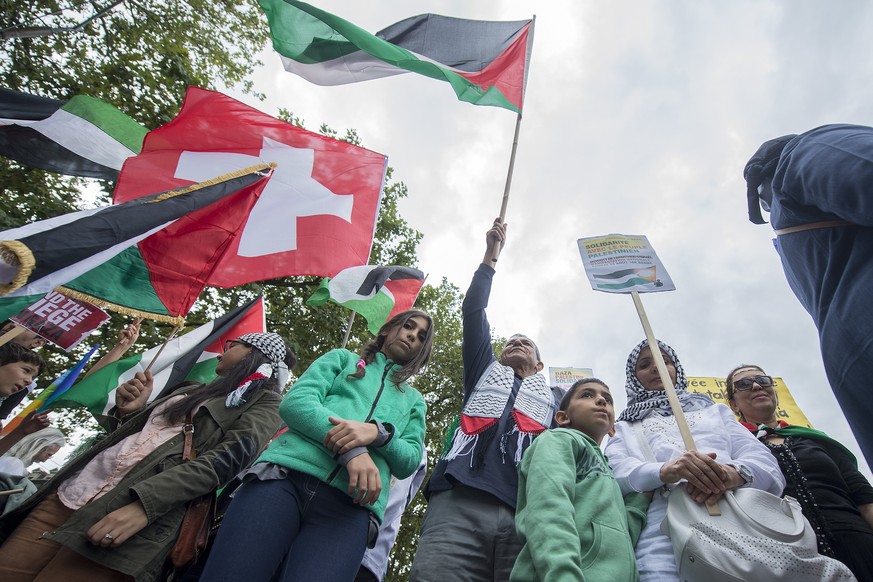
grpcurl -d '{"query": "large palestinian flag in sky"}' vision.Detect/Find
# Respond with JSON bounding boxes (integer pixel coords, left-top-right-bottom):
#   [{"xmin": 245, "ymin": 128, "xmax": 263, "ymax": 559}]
[
  {"xmin": 0, "ymin": 87, "xmax": 147, "ymax": 179},
  {"xmin": 258, "ymin": 0, "xmax": 534, "ymax": 113}
]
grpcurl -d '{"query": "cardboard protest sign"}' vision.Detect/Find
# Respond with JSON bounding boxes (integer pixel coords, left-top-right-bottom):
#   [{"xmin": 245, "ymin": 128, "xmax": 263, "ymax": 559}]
[
  {"xmin": 687, "ymin": 376, "xmax": 812, "ymax": 428},
  {"xmin": 577, "ymin": 234, "xmax": 675, "ymax": 293},
  {"xmin": 549, "ymin": 366, "xmax": 594, "ymax": 394},
  {"xmin": 10, "ymin": 289, "xmax": 110, "ymax": 350}
]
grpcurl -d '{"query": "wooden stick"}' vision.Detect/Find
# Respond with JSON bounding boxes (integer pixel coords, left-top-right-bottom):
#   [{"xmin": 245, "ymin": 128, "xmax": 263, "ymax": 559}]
[
  {"xmin": 0, "ymin": 325, "xmax": 26, "ymax": 347},
  {"xmin": 631, "ymin": 291, "xmax": 721, "ymax": 516},
  {"xmin": 489, "ymin": 111, "xmax": 525, "ymax": 261},
  {"xmin": 340, "ymin": 311, "xmax": 356, "ymax": 350},
  {"xmin": 0, "ymin": 488, "xmax": 24, "ymax": 497},
  {"xmin": 144, "ymin": 325, "xmax": 182, "ymax": 373}
]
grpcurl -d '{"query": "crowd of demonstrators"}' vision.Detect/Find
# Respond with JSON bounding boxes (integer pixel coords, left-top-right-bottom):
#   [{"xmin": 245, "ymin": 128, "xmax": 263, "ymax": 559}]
[
  {"xmin": 603, "ymin": 339, "xmax": 785, "ymax": 581},
  {"xmin": 411, "ymin": 219, "xmax": 561, "ymax": 582},
  {"xmin": 0, "ymin": 214, "xmax": 871, "ymax": 582},
  {"xmin": 0, "ymin": 332, "xmax": 293, "ymax": 582},
  {"xmin": 199, "ymin": 311, "xmax": 433, "ymax": 582},
  {"xmin": 727, "ymin": 365, "xmax": 873, "ymax": 580},
  {"xmin": 511, "ymin": 377, "xmax": 650, "ymax": 581}
]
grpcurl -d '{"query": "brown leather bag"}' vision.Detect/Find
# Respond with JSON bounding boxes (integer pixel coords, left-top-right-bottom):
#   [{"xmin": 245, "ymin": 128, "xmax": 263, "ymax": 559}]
[{"xmin": 167, "ymin": 413, "xmax": 216, "ymax": 572}]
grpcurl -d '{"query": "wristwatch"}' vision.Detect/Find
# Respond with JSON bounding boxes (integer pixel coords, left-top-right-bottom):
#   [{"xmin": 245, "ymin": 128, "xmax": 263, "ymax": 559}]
[{"xmin": 728, "ymin": 463, "xmax": 753, "ymax": 487}]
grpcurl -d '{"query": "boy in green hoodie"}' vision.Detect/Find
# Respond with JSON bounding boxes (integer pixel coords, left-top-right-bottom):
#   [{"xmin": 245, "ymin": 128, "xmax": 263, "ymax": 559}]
[{"xmin": 511, "ymin": 378, "xmax": 650, "ymax": 582}]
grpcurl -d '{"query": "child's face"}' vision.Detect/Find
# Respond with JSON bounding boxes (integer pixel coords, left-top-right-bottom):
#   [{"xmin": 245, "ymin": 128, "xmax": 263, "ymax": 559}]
[
  {"xmin": 380, "ymin": 316, "xmax": 430, "ymax": 364},
  {"xmin": 555, "ymin": 382, "xmax": 615, "ymax": 443},
  {"xmin": 0, "ymin": 361, "xmax": 40, "ymax": 397}
]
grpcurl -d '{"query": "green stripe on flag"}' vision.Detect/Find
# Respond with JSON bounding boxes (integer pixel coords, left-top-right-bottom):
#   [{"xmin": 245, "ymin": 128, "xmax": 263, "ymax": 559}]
[
  {"xmin": 61, "ymin": 246, "xmax": 173, "ymax": 320},
  {"xmin": 49, "ymin": 352, "xmax": 145, "ymax": 414},
  {"xmin": 184, "ymin": 357, "xmax": 220, "ymax": 385},
  {"xmin": 0, "ymin": 293, "xmax": 44, "ymax": 322},
  {"xmin": 61, "ymin": 95, "xmax": 147, "ymax": 154}
]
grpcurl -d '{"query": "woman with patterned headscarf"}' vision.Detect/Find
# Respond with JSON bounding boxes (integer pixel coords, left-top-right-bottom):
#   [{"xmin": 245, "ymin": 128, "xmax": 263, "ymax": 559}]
[
  {"xmin": 0, "ymin": 332, "xmax": 295, "ymax": 582},
  {"xmin": 603, "ymin": 339, "xmax": 784, "ymax": 581}
]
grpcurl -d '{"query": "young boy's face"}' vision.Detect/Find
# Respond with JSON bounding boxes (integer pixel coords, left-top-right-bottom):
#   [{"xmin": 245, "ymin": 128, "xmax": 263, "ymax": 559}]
[
  {"xmin": 0, "ymin": 361, "xmax": 40, "ymax": 397},
  {"xmin": 555, "ymin": 382, "xmax": 615, "ymax": 443}
]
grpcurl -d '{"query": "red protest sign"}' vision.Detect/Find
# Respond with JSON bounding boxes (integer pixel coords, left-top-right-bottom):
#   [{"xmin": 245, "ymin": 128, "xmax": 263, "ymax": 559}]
[{"xmin": 10, "ymin": 290, "xmax": 110, "ymax": 350}]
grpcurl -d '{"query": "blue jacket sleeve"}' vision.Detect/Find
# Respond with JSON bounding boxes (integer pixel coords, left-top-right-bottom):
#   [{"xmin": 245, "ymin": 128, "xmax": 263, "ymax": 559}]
[{"xmin": 461, "ymin": 264, "xmax": 498, "ymax": 401}]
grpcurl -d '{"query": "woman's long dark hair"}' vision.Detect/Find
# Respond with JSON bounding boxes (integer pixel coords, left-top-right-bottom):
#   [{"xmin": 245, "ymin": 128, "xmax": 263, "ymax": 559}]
[
  {"xmin": 160, "ymin": 344, "xmax": 291, "ymax": 425},
  {"xmin": 348, "ymin": 309, "xmax": 434, "ymax": 386}
]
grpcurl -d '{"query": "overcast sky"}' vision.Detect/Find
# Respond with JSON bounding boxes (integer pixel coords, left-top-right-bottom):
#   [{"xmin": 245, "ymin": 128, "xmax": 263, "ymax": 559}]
[{"xmin": 224, "ymin": 0, "xmax": 873, "ymax": 475}]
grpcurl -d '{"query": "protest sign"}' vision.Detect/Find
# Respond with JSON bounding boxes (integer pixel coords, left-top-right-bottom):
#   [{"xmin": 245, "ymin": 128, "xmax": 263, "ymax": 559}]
[
  {"xmin": 577, "ymin": 234, "xmax": 675, "ymax": 293},
  {"xmin": 10, "ymin": 289, "xmax": 109, "ymax": 350},
  {"xmin": 549, "ymin": 366, "xmax": 594, "ymax": 394}
]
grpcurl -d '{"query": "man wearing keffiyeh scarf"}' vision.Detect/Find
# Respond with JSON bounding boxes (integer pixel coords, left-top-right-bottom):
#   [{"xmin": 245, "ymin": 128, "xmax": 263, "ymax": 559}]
[
  {"xmin": 411, "ymin": 219, "xmax": 561, "ymax": 582},
  {"xmin": 743, "ymin": 123, "xmax": 873, "ymax": 469}
]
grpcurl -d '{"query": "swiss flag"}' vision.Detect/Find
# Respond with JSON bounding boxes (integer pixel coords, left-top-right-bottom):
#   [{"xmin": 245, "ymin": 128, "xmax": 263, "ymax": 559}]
[{"xmin": 114, "ymin": 87, "xmax": 387, "ymax": 286}]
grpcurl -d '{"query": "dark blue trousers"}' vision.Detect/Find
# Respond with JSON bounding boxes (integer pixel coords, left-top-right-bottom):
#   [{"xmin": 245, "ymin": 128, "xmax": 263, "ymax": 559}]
[{"xmin": 199, "ymin": 470, "xmax": 370, "ymax": 582}]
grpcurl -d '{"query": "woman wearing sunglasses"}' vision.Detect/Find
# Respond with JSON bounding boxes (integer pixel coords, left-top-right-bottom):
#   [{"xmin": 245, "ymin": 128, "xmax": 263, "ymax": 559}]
[{"xmin": 727, "ymin": 365, "xmax": 873, "ymax": 581}]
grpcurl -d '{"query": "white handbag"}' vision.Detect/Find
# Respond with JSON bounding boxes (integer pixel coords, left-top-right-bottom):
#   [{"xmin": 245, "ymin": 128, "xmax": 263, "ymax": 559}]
[
  {"xmin": 661, "ymin": 485, "xmax": 856, "ymax": 582},
  {"xmin": 631, "ymin": 421, "xmax": 856, "ymax": 582}
]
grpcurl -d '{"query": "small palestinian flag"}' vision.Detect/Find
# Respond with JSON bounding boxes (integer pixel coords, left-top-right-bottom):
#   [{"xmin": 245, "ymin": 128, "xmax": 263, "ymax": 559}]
[
  {"xmin": 49, "ymin": 296, "xmax": 266, "ymax": 415},
  {"xmin": 593, "ymin": 267, "xmax": 664, "ymax": 290},
  {"xmin": 258, "ymin": 0, "xmax": 534, "ymax": 113},
  {"xmin": 0, "ymin": 87, "xmax": 147, "ymax": 179},
  {"xmin": 307, "ymin": 265, "xmax": 425, "ymax": 334}
]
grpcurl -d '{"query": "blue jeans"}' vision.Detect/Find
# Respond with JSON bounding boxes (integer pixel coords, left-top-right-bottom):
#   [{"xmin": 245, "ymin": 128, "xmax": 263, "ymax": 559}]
[{"xmin": 199, "ymin": 469, "xmax": 370, "ymax": 582}]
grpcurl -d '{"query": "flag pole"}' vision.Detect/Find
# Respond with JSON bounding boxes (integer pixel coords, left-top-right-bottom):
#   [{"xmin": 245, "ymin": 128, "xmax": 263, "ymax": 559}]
[
  {"xmin": 0, "ymin": 324, "xmax": 25, "ymax": 347},
  {"xmin": 340, "ymin": 311, "xmax": 356, "ymax": 350},
  {"xmin": 630, "ymin": 290, "xmax": 720, "ymax": 516},
  {"xmin": 144, "ymin": 324, "xmax": 183, "ymax": 373},
  {"xmin": 498, "ymin": 111, "xmax": 523, "ymax": 221}
]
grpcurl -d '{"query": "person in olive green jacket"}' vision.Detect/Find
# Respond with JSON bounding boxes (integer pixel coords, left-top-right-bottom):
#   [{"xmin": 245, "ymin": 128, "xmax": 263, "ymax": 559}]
[
  {"xmin": 511, "ymin": 378, "xmax": 651, "ymax": 582},
  {"xmin": 0, "ymin": 332, "xmax": 293, "ymax": 582}
]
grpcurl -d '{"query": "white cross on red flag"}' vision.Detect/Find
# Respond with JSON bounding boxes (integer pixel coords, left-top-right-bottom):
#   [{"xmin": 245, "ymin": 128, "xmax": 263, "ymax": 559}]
[{"xmin": 113, "ymin": 87, "xmax": 387, "ymax": 286}]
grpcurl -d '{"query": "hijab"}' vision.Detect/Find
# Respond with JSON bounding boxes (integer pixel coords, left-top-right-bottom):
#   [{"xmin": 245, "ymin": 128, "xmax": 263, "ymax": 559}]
[{"xmin": 617, "ymin": 339, "xmax": 714, "ymax": 422}]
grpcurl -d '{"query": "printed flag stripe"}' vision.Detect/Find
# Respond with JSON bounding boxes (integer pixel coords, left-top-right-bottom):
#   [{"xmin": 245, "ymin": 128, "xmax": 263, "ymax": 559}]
[{"xmin": 0, "ymin": 88, "xmax": 147, "ymax": 179}]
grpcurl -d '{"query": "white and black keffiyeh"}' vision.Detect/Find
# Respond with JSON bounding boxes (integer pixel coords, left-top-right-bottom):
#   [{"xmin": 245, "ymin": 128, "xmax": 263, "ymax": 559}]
[
  {"xmin": 617, "ymin": 339, "xmax": 713, "ymax": 423},
  {"xmin": 238, "ymin": 332, "xmax": 290, "ymax": 387}
]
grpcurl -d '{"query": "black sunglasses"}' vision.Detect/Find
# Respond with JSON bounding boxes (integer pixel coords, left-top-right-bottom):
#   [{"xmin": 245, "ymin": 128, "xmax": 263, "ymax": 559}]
[{"xmin": 732, "ymin": 375, "xmax": 774, "ymax": 391}]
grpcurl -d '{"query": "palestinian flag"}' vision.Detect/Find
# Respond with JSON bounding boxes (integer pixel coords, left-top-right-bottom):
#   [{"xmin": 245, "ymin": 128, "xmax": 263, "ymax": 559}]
[
  {"xmin": 113, "ymin": 87, "xmax": 387, "ymax": 284},
  {"xmin": 307, "ymin": 265, "xmax": 425, "ymax": 334},
  {"xmin": 0, "ymin": 163, "xmax": 273, "ymax": 324},
  {"xmin": 593, "ymin": 267, "xmax": 664, "ymax": 290},
  {"xmin": 0, "ymin": 87, "xmax": 147, "ymax": 179},
  {"xmin": 258, "ymin": 0, "xmax": 534, "ymax": 113},
  {"xmin": 49, "ymin": 296, "xmax": 266, "ymax": 415}
]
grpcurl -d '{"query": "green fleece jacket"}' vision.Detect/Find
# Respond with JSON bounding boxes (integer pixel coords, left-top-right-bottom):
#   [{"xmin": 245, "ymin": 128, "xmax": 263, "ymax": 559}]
[
  {"xmin": 511, "ymin": 428, "xmax": 649, "ymax": 582},
  {"xmin": 257, "ymin": 349, "xmax": 426, "ymax": 522}
]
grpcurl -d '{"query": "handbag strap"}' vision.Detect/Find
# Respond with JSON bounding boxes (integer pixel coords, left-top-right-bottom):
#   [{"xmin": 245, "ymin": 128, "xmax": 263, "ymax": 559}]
[{"xmin": 181, "ymin": 411, "xmax": 196, "ymax": 462}]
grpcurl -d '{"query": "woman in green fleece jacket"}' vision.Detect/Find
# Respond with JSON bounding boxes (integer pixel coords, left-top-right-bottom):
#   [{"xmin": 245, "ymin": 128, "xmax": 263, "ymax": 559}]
[
  {"xmin": 512, "ymin": 378, "xmax": 651, "ymax": 582},
  {"xmin": 200, "ymin": 309, "xmax": 434, "ymax": 582}
]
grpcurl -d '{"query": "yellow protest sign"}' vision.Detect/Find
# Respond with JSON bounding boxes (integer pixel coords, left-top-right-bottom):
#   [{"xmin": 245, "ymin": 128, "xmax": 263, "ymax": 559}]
[
  {"xmin": 687, "ymin": 376, "xmax": 812, "ymax": 428},
  {"xmin": 548, "ymin": 367, "xmax": 594, "ymax": 393}
]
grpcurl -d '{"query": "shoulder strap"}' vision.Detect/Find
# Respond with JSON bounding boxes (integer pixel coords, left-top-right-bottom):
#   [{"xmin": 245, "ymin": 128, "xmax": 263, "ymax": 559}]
[{"xmin": 181, "ymin": 411, "xmax": 196, "ymax": 462}]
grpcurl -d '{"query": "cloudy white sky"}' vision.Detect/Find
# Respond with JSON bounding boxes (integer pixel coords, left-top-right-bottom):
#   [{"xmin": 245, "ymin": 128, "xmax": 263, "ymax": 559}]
[{"xmin": 223, "ymin": 0, "xmax": 873, "ymax": 475}]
